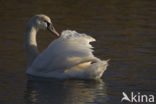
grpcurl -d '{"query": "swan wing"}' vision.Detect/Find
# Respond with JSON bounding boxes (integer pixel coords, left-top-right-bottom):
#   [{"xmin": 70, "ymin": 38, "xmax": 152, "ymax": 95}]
[{"xmin": 30, "ymin": 30, "xmax": 98, "ymax": 72}]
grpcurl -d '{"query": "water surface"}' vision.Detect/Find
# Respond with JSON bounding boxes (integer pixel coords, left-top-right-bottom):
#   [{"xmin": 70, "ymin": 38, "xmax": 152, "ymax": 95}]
[{"xmin": 0, "ymin": 0, "xmax": 156, "ymax": 104}]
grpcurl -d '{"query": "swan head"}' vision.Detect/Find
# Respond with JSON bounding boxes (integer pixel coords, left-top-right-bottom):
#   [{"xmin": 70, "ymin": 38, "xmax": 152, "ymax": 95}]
[{"xmin": 28, "ymin": 14, "xmax": 59, "ymax": 36}]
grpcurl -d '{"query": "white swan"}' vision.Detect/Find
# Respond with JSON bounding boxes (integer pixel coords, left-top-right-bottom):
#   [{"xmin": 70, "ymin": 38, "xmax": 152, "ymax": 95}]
[{"xmin": 25, "ymin": 14, "xmax": 109, "ymax": 79}]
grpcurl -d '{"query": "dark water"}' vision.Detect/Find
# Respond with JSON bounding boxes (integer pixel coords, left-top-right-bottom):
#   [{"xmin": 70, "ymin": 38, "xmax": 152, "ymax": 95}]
[{"xmin": 0, "ymin": 0, "xmax": 156, "ymax": 104}]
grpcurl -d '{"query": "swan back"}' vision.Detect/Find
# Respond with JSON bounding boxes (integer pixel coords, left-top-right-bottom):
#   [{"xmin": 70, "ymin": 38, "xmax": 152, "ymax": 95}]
[
  {"xmin": 27, "ymin": 30, "xmax": 109, "ymax": 79},
  {"xmin": 30, "ymin": 30, "xmax": 97, "ymax": 70}
]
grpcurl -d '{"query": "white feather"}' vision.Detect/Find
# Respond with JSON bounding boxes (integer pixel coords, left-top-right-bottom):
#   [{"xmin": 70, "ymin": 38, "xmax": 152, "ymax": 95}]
[{"xmin": 27, "ymin": 30, "xmax": 109, "ymax": 79}]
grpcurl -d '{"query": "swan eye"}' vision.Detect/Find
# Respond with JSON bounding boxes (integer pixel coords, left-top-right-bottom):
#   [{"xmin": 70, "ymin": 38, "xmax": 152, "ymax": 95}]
[{"xmin": 43, "ymin": 20, "xmax": 51, "ymax": 26}]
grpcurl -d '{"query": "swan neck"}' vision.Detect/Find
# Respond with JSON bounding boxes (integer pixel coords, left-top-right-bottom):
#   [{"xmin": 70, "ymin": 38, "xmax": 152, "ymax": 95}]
[{"xmin": 25, "ymin": 26, "xmax": 39, "ymax": 67}]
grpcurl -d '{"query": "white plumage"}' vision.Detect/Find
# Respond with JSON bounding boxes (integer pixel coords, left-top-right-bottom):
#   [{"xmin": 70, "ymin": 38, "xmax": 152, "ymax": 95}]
[{"xmin": 25, "ymin": 15, "xmax": 109, "ymax": 79}]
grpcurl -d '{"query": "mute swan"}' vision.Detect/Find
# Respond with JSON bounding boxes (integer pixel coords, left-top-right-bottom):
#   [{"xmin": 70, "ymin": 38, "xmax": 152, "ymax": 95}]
[{"xmin": 25, "ymin": 14, "xmax": 109, "ymax": 79}]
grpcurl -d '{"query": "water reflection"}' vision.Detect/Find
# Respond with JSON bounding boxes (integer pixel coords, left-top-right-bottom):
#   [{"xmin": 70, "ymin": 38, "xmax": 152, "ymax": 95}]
[
  {"xmin": 0, "ymin": 0, "xmax": 156, "ymax": 103},
  {"xmin": 24, "ymin": 77, "xmax": 107, "ymax": 104}
]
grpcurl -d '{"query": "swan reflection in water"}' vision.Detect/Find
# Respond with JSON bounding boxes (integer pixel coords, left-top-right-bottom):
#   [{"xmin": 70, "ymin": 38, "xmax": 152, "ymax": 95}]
[{"xmin": 24, "ymin": 76, "xmax": 108, "ymax": 104}]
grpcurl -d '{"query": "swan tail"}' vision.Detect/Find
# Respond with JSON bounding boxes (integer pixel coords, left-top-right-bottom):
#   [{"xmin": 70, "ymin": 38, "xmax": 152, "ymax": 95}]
[
  {"xmin": 93, "ymin": 60, "xmax": 109, "ymax": 79},
  {"xmin": 64, "ymin": 59, "xmax": 109, "ymax": 79}
]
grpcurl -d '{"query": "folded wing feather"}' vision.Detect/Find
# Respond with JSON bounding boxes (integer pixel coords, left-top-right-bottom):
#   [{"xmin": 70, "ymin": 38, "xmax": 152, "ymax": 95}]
[{"xmin": 30, "ymin": 30, "xmax": 99, "ymax": 72}]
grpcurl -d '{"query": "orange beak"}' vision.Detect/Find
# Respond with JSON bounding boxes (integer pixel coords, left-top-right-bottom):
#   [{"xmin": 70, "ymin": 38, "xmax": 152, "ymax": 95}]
[{"xmin": 47, "ymin": 23, "xmax": 59, "ymax": 37}]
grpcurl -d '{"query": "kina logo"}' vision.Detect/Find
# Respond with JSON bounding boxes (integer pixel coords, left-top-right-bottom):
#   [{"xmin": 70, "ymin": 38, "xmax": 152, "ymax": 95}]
[{"xmin": 121, "ymin": 92, "xmax": 155, "ymax": 103}]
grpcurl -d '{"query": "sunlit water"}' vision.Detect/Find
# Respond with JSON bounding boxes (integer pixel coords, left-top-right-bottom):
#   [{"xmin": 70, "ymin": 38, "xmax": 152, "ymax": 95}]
[{"xmin": 0, "ymin": 0, "xmax": 156, "ymax": 104}]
